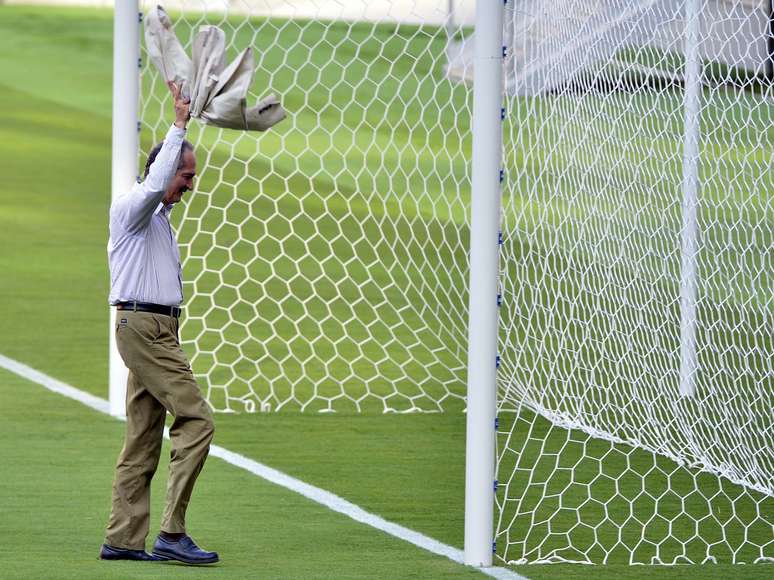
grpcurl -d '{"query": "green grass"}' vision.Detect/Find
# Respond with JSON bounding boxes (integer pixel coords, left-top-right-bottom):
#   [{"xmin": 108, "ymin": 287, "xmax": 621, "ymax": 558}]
[{"xmin": 0, "ymin": 4, "xmax": 772, "ymax": 578}]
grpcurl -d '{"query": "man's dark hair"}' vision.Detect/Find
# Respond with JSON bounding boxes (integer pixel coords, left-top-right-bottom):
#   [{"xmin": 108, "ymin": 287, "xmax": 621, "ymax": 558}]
[{"xmin": 143, "ymin": 140, "xmax": 194, "ymax": 179}]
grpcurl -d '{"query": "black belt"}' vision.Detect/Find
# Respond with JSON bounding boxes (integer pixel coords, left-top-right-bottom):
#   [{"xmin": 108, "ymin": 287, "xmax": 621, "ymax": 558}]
[{"xmin": 115, "ymin": 301, "xmax": 181, "ymax": 318}]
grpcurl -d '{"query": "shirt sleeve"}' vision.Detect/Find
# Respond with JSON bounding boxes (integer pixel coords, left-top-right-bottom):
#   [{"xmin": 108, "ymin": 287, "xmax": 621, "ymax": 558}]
[{"xmin": 113, "ymin": 124, "xmax": 186, "ymax": 233}]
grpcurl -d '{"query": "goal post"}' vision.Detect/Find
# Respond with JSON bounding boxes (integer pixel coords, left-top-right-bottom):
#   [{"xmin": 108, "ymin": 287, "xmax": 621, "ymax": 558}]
[
  {"xmin": 679, "ymin": 0, "xmax": 701, "ymax": 398},
  {"xmin": 463, "ymin": 0, "xmax": 504, "ymax": 567},
  {"xmin": 109, "ymin": 0, "xmax": 139, "ymax": 418}
]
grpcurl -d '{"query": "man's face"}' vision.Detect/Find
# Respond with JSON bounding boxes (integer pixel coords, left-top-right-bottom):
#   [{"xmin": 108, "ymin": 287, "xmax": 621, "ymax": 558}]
[{"xmin": 163, "ymin": 149, "xmax": 196, "ymax": 206}]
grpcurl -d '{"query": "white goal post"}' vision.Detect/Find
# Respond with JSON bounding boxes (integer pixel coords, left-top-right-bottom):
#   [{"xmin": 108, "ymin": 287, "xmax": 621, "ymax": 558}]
[
  {"xmin": 109, "ymin": 0, "xmax": 139, "ymax": 417},
  {"xmin": 110, "ymin": 0, "xmax": 773, "ymax": 568}
]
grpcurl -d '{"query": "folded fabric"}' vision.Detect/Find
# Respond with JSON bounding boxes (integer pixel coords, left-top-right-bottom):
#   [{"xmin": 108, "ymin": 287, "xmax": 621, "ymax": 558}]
[{"xmin": 144, "ymin": 5, "xmax": 286, "ymax": 132}]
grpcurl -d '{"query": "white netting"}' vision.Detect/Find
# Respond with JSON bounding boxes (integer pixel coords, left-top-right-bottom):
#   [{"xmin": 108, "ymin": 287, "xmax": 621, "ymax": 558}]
[
  {"xmin": 495, "ymin": 0, "xmax": 773, "ymax": 565},
  {"xmin": 139, "ymin": 1, "xmax": 474, "ymax": 413},
  {"xmin": 138, "ymin": 0, "xmax": 774, "ymax": 566}
]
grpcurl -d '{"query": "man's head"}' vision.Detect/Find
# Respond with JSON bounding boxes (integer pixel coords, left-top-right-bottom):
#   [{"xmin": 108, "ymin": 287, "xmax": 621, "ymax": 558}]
[{"xmin": 143, "ymin": 140, "xmax": 196, "ymax": 206}]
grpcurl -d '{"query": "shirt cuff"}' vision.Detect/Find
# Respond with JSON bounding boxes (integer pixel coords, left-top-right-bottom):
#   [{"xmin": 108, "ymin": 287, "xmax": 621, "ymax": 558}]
[{"xmin": 167, "ymin": 123, "xmax": 186, "ymax": 139}]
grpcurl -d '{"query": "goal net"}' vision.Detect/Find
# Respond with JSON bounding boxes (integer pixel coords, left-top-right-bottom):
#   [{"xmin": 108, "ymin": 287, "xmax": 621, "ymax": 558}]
[
  {"xmin": 137, "ymin": 0, "xmax": 773, "ymax": 566},
  {"xmin": 495, "ymin": 0, "xmax": 773, "ymax": 565},
  {"xmin": 139, "ymin": 0, "xmax": 474, "ymax": 413}
]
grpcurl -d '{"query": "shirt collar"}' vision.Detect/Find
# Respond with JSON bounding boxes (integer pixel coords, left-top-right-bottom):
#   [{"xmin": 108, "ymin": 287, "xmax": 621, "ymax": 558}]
[{"xmin": 154, "ymin": 202, "xmax": 174, "ymax": 216}]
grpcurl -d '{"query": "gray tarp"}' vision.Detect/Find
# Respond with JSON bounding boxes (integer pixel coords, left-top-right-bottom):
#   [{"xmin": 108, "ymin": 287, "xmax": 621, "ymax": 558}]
[{"xmin": 144, "ymin": 5, "xmax": 286, "ymax": 131}]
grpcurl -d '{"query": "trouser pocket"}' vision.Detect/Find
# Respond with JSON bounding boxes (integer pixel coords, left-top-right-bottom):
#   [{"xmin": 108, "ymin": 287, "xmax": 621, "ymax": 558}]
[{"xmin": 115, "ymin": 312, "xmax": 164, "ymax": 369}]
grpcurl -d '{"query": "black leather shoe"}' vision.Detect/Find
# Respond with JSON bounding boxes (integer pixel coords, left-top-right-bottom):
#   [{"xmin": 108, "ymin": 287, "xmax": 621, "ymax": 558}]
[
  {"xmin": 99, "ymin": 543, "xmax": 159, "ymax": 561},
  {"xmin": 152, "ymin": 535, "xmax": 219, "ymax": 565}
]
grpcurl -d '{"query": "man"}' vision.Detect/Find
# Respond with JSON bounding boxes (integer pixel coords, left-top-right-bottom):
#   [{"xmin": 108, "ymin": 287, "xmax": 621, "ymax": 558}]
[{"xmin": 99, "ymin": 82, "xmax": 218, "ymax": 565}]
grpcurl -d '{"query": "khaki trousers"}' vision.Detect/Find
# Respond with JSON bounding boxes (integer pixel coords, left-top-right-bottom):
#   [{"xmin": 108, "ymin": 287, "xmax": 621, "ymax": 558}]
[{"xmin": 105, "ymin": 310, "xmax": 214, "ymax": 550}]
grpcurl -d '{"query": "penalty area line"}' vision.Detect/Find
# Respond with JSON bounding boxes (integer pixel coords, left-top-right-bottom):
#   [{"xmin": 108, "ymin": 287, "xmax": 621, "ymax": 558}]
[{"xmin": 0, "ymin": 353, "xmax": 525, "ymax": 580}]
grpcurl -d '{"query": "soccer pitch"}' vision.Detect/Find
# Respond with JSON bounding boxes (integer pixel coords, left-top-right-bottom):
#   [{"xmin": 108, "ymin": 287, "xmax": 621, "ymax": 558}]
[{"xmin": 0, "ymin": 4, "xmax": 771, "ymax": 579}]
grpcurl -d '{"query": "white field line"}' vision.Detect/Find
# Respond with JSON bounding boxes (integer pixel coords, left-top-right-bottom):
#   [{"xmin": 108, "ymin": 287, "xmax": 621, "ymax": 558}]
[{"xmin": 0, "ymin": 353, "xmax": 525, "ymax": 580}]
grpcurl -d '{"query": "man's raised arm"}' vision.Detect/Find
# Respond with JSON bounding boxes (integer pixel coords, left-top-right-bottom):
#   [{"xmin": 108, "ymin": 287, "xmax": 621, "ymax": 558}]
[{"xmin": 115, "ymin": 82, "xmax": 191, "ymax": 232}]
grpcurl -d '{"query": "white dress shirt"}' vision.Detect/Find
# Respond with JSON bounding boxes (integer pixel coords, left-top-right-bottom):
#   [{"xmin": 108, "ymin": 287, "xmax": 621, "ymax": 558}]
[{"xmin": 108, "ymin": 124, "xmax": 186, "ymax": 306}]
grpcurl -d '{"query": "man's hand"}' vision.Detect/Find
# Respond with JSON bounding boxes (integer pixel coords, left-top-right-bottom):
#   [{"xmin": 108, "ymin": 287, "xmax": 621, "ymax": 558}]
[{"xmin": 168, "ymin": 81, "xmax": 191, "ymax": 129}]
